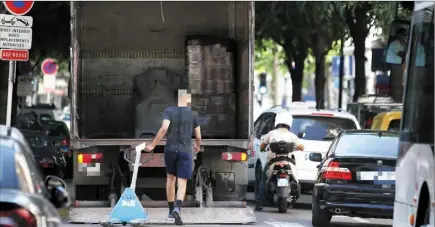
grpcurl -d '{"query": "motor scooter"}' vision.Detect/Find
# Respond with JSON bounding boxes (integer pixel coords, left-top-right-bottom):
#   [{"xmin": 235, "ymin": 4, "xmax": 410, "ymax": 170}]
[{"xmin": 264, "ymin": 141, "xmax": 300, "ymax": 213}]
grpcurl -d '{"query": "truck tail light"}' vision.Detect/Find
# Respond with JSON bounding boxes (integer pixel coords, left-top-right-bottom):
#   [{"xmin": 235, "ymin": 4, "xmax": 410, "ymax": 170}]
[
  {"xmin": 78, "ymin": 153, "xmax": 103, "ymax": 164},
  {"xmin": 323, "ymin": 161, "xmax": 352, "ymax": 180},
  {"xmin": 0, "ymin": 208, "xmax": 36, "ymax": 227},
  {"xmin": 222, "ymin": 152, "xmax": 247, "ymax": 162}
]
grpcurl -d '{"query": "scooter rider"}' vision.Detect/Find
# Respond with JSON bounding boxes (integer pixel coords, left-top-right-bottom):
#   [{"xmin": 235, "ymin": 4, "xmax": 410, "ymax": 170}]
[{"xmin": 255, "ymin": 111, "xmax": 304, "ymax": 211}]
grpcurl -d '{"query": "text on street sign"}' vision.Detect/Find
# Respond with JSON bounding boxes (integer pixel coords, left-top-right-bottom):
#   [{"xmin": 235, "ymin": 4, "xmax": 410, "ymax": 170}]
[
  {"xmin": 0, "ymin": 26, "xmax": 32, "ymax": 49},
  {"xmin": 0, "ymin": 49, "xmax": 29, "ymax": 61},
  {"xmin": 0, "ymin": 14, "xmax": 33, "ymax": 28}
]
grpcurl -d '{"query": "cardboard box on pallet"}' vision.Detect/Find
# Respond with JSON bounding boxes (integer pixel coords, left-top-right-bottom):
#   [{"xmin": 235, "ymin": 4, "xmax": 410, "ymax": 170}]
[{"xmin": 188, "ymin": 65, "xmax": 234, "ymax": 81}]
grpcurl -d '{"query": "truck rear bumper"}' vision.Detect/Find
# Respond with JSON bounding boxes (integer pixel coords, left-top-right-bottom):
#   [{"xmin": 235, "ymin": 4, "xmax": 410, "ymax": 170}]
[{"xmin": 69, "ymin": 207, "xmax": 256, "ymax": 224}]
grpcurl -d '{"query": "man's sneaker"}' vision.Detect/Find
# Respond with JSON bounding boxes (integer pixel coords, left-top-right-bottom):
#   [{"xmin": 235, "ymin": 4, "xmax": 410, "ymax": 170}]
[
  {"xmin": 171, "ymin": 207, "xmax": 183, "ymax": 225},
  {"xmin": 166, "ymin": 213, "xmax": 175, "ymax": 221}
]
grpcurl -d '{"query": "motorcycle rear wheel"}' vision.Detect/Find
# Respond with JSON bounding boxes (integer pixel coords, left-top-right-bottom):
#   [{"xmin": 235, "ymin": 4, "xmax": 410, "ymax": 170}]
[{"xmin": 278, "ymin": 197, "xmax": 288, "ymax": 213}]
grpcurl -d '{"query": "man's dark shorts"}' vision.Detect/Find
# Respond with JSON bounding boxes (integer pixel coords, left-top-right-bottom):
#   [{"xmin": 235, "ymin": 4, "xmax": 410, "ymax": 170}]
[{"xmin": 164, "ymin": 150, "xmax": 193, "ymax": 179}]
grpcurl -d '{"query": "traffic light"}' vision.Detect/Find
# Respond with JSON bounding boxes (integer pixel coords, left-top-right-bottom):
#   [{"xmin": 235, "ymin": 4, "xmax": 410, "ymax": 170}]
[{"xmin": 259, "ymin": 73, "xmax": 267, "ymax": 95}]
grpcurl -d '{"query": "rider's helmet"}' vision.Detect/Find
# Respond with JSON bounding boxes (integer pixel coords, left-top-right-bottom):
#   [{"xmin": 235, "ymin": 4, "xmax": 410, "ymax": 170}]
[{"xmin": 274, "ymin": 111, "xmax": 293, "ymax": 130}]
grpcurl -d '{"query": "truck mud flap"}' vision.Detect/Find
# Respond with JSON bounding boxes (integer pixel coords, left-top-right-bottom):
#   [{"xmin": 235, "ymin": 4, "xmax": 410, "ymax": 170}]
[{"xmin": 69, "ymin": 207, "xmax": 256, "ymax": 224}]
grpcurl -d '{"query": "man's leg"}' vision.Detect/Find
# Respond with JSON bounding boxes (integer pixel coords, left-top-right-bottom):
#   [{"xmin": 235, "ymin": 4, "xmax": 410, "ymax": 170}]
[
  {"xmin": 255, "ymin": 165, "xmax": 268, "ymax": 211},
  {"xmin": 164, "ymin": 151, "xmax": 178, "ymax": 221},
  {"xmin": 171, "ymin": 152, "xmax": 193, "ymax": 225}
]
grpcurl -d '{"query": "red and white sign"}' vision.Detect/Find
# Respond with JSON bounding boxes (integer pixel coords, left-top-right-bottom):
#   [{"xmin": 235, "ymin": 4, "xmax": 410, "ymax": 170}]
[
  {"xmin": 41, "ymin": 58, "xmax": 58, "ymax": 75},
  {"xmin": 2, "ymin": 1, "xmax": 34, "ymax": 16},
  {"xmin": 0, "ymin": 49, "xmax": 28, "ymax": 61}
]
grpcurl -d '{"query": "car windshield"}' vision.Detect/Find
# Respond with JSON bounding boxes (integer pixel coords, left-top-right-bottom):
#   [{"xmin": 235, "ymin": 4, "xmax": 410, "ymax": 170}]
[
  {"xmin": 290, "ymin": 116, "xmax": 357, "ymax": 141},
  {"xmin": 0, "ymin": 146, "xmax": 19, "ymax": 189},
  {"xmin": 23, "ymin": 134, "xmax": 47, "ymax": 148},
  {"xmin": 335, "ymin": 134, "xmax": 399, "ymax": 158}
]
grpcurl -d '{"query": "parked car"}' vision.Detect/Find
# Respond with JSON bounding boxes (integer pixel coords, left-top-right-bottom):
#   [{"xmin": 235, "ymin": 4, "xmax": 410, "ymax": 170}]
[
  {"xmin": 370, "ymin": 111, "xmax": 401, "ymax": 132},
  {"xmin": 42, "ymin": 120, "xmax": 72, "ymax": 178},
  {"xmin": 311, "ymin": 130, "xmax": 399, "ymax": 226},
  {"xmin": 21, "ymin": 129, "xmax": 67, "ymax": 178},
  {"xmin": 0, "ymin": 125, "xmax": 70, "ymax": 227},
  {"xmin": 248, "ymin": 106, "xmax": 360, "ymax": 193}
]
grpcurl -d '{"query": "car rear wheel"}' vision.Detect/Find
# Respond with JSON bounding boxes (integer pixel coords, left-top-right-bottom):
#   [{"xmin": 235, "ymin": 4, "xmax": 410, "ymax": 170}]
[{"xmin": 311, "ymin": 197, "xmax": 332, "ymax": 226}]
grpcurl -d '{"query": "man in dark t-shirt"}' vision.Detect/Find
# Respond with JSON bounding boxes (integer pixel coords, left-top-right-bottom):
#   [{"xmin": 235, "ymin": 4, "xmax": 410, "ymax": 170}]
[{"xmin": 143, "ymin": 89, "xmax": 201, "ymax": 225}]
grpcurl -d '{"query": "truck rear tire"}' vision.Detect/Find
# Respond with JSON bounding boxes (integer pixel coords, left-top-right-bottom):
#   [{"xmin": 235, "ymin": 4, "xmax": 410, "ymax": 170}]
[{"xmin": 278, "ymin": 197, "xmax": 288, "ymax": 213}]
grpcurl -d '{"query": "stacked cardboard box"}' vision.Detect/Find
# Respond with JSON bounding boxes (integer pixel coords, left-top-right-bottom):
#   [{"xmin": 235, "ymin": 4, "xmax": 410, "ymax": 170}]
[{"xmin": 186, "ymin": 36, "xmax": 237, "ymax": 138}]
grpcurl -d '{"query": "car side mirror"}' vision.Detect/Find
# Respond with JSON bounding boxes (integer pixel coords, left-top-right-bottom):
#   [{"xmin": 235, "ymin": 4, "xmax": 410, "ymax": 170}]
[
  {"xmin": 45, "ymin": 175, "xmax": 70, "ymax": 208},
  {"xmin": 297, "ymin": 132, "xmax": 305, "ymax": 138},
  {"xmin": 309, "ymin": 153, "xmax": 322, "ymax": 162},
  {"xmin": 384, "ymin": 19, "xmax": 411, "ymax": 65}
]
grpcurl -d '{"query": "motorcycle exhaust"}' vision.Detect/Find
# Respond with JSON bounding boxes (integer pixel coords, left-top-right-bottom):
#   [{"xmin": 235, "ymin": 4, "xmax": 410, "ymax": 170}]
[{"xmin": 335, "ymin": 208, "xmax": 341, "ymax": 214}]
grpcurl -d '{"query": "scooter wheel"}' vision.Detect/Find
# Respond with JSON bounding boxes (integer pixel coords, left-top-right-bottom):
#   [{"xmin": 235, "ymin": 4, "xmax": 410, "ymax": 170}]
[{"xmin": 278, "ymin": 197, "xmax": 288, "ymax": 213}]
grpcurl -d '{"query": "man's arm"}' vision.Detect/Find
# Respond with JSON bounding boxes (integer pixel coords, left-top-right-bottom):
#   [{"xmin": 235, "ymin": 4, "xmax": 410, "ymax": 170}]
[
  {"xmin": 150, "ymin": 119, "xmax": 170, "ymax": 148},
  {"xmin": 294, "ymin": 136, "xmax": 305, "ymax": 151},
  {"xmin": 148, "ymin": 108, "xmax": 171, "ymax": 149},
  {"xmin": 260, "ymin": 132, "xmax": 270, "ymax": 151},
  {"xmin": 193, "ymin": 115, "xmax": 201, "ymax": 152}
]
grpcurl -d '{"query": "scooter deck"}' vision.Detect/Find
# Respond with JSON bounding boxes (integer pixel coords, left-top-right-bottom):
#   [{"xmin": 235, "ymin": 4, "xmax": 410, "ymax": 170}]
[{"xmin": 69, "ymin": 207, "xmax": 256, "ymax": 224}]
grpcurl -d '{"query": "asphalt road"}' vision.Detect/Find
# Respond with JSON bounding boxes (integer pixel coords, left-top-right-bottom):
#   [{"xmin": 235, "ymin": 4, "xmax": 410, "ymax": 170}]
[{"xmin": 62, "ymin": 182, "xmax": 392, "ymax": 227}]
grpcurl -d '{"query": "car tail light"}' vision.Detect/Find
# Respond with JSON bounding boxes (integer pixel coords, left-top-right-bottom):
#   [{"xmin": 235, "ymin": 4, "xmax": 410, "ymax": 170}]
[
  {"xmin": 61, "ymin": 139, "xmax": 70, "ymax": 146},
  {"xmin": 40, "ymin": 157, "xmax": 55, "ymax": 168},
  {"xmin": 0, "ymin": 208, "xmax": 36, "ymax": 227},
  {"xmin": 311, "ymin": 113, "xmax": 334, "ymax": 117},
  {"xmin": 78, "ymin": 153, "xmax": 103, "ymax": 164},
  {"xmin": 323, "ymin": 161, "xmax": 352, "ymax": 180},
  {"xmin": 222, "ymin": 152, "xmax": 247, "ymax": 162}
]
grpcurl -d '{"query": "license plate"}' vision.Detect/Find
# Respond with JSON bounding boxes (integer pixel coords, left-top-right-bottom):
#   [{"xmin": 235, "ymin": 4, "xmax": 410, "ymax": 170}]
[
  {"xmin": 357, "ymin": 171, "xmax": 396, "ymax": 184},
  {"xmin": 277, "ymin": 178, "xmax": 289, "ymax": 187}
]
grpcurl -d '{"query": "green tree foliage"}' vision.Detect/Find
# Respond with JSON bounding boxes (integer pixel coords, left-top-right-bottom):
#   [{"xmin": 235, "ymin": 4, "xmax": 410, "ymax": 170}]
[
  {"xmin": 254, "ymin": 39, "xmax": 287, "ymax": 74},
  {"xmin": 256, "ymin": 2, "xmax": 346, "ymax": 107},
  {"xmin": 256, "ymin": 2, "xmax": 309, "ymax": 102},
  {"xmin": 334, "ymin": 1, "xmax": 411, "ymax": 101}
]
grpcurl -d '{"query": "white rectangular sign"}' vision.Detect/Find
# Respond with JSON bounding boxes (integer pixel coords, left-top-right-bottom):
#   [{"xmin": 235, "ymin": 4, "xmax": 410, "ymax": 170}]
[
  {"xmin": 0, "ymin": 26, "xmax": 32, "ymax": 50},
  {"xmin": 0, "ymin": 14, "xmax": 33, "ymax": 28}
]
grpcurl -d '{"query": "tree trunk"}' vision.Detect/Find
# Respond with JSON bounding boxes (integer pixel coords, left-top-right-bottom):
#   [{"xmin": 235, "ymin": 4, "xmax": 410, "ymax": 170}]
[
  {"xmin": 288, "ymin": 57, "xmax": 305, "ymax": 102},
  {"xmin": 353, "ymin": 37, "xmax": 366, "ymax": 101},
  {"xmin": 314, "ymin": 56, "xmax": 326, "ymax": 109}
]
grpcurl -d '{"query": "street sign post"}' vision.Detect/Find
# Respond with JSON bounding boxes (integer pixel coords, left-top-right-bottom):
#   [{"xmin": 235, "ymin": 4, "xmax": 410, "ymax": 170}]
[
  {"xmin": 2, "ymin": 1, "xmax": 34, "ymax": 127},
  {"xmin": 41, "ymin": 58, "xmax": 58, "ymax": 75},
  {"xmin": 2, "ymin": 1, "xmax": 34, "ymax": 16}
]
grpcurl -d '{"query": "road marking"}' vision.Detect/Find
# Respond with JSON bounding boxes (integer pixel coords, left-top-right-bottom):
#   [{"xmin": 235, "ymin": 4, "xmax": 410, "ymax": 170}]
[
  {"xmin": 334, "ymin": 215, "xmax": 371, "ymax": 224},
  {"xmin": 264, "ymin": 221, "xmax": 307, "ymax": 227}
]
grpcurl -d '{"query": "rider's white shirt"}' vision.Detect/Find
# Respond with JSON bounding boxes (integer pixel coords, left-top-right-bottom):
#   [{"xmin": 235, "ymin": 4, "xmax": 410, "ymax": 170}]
[
  {"xmin": 263, "ymin": 129, "xmax": 300, "ymax": 163},
  {"xmin": 263, "ymin": 129, "xmax": 301, "ymax": 181}
]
